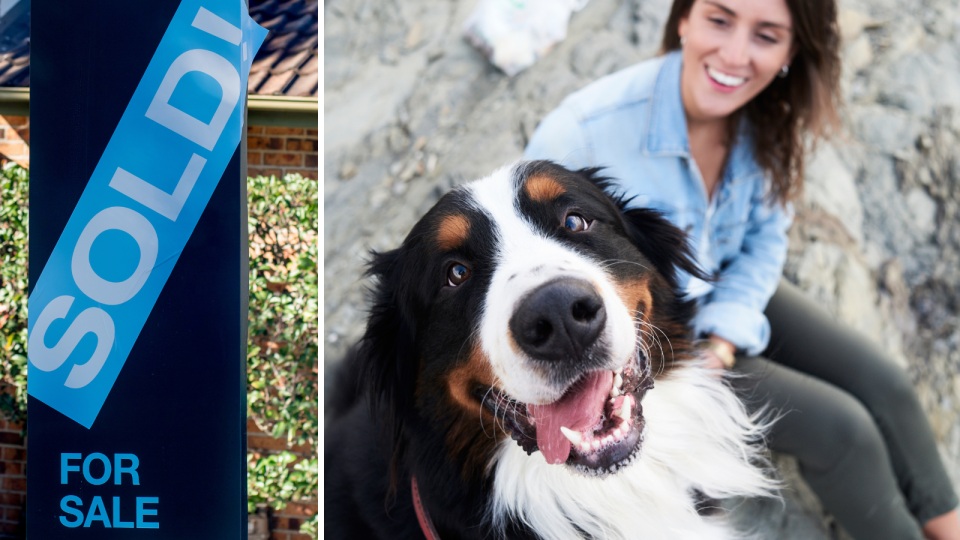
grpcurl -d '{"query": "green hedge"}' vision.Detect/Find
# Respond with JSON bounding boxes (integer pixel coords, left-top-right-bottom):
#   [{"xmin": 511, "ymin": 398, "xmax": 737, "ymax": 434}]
[
  {"xmin": 0, "ymin": 163, "xmax": 28, "ymax": 425},
  {"xmin": 0, "ymin": 164, "xmax": 318, "ymax": 536}
]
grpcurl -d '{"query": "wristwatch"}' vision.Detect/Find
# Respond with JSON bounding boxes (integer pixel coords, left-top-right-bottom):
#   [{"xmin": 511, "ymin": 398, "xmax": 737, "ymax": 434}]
[{"xmin": 696, "ymin": 340, "xmax": 737, "ymax": 369}]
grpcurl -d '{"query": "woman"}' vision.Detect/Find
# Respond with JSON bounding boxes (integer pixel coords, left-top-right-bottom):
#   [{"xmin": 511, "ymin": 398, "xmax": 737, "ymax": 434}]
[{"xmin": 523, "ymin": 0, "xmax": 960, "ymax": 538}]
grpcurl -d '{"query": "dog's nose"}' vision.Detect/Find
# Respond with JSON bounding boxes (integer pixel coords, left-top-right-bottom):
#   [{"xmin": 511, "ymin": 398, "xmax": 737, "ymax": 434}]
[{"xmin": 509, "ymin": 278, "xmax": 606, "ymax": 362}]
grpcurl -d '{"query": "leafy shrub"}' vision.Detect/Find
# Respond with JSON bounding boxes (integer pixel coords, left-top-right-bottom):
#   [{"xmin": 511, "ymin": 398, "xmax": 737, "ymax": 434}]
[
  {"xmin": 246, "ymin": 173, "xmax": 319, "ymax": 533},
  {"xmin": 0, "ymin": 163, "xmax": 28, "ymax": 426}
]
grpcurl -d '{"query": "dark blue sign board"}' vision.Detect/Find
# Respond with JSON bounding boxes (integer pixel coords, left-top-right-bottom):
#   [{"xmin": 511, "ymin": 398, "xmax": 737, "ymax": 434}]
[{"xmin": 27, "ymin": 0, "xmax": 264, "ymax": 536}]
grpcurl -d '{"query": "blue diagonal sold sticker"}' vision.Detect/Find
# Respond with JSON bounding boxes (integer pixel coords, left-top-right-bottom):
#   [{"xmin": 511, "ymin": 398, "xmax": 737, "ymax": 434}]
[{"xmin": 27, "ymin": 0, "xmax": 268, "ymax": 428}]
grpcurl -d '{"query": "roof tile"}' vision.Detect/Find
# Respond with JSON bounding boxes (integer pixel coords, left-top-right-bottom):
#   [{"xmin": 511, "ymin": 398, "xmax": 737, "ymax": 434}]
[
  {"xmin": 248, "ymin": 70, "xmax": 269, "ymax": 93},
  {"xmin": 261, "ymin": 31, "xmax": 298, "ymax": 52},
  {"xmin": 270, "ymin": 48, "xmax": 310, "ymax": 75},
  {"xmin": 249, "ymin": 0, "xmax": 279, "ymax": 16},
  {"xmin": 259, "ymin": 13, "xmax": 287, "ymax": 31},
  {"xmin": 285, "ymin": 72, "xmax": 318, "ymax": 97},
  {"xmin": 281, "ymin": 13, "xmax": 314, "ymax": 34},
  {"xmin": 251, "ymin": 49, "xmax": 283, "ymax": 73},
  {"xmin": 288, "ymin": 33, "xmax": 317, "ymax": 54},
  {"xmin": 296, "ymin": 53, "xmax": 317, "ymax": 75},
  {"xmin": 257, "ymin": 70, "xmax": 296, "ymax": 95}
]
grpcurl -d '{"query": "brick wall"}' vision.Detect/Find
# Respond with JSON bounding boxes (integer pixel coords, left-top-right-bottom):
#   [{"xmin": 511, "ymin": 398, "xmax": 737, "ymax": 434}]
[
  {"xmin": 247, "ymin": 419, "xmax": 317, "ymax": 539},
  {"xmin": 247, "ymin": 126, "xmax": 318, "ymax": 180},
  {"xmin": 0, "ymin": 115, "xmax": 28, "ymax": 168},
  {"xmin": 0, "ymin": 418, "xmax": 25, "ymax": 538}
]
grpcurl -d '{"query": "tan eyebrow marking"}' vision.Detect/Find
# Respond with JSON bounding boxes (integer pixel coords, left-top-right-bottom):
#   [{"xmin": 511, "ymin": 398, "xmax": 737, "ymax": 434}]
[
  {"xmin": 525, "ymin": 174, "xmax": 566, "ymax": 202},
  {"xmin": 436, "ymin": 214, "xmax": 471, "ymax": 251}
]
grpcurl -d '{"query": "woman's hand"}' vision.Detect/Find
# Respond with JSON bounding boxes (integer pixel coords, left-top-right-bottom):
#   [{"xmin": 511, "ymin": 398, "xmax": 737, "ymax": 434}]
[{"xmin": 698, "ymin": 335, "xmax": 737, "ymax": 373}]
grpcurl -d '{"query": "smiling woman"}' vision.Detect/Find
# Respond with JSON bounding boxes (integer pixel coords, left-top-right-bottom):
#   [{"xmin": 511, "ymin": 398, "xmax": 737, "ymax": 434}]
[{"xmin": 524, "ymin": 0, "xmax": 960, "ymax": 538}]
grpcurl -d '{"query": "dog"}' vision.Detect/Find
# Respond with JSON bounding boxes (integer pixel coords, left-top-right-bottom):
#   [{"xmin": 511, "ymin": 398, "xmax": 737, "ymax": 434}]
[{"xmin": 325, "ymin": 161, "xmax": 775, "ymax": 540}]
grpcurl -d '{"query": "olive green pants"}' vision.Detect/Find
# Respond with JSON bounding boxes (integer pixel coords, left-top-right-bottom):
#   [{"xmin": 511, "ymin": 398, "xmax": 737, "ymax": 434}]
[{"xmin": 731, "ymin": 279, "xmax": 958, "ymax": 540}]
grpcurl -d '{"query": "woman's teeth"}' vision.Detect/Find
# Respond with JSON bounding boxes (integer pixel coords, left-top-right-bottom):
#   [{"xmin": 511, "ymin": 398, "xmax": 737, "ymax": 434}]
[{"xmin": 707, "ymin": 66, "xmax": 745, "ymax": 87}]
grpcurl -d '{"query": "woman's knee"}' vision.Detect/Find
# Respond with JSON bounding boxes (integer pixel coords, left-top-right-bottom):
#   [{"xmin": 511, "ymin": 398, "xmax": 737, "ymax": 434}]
[
  {"xmin": 797, "ymin": 397, "xmax": 888, "ymax": 476},
  {"xmin": 858, "ymin": 359, "xmax": 921, "ymax": 416}
]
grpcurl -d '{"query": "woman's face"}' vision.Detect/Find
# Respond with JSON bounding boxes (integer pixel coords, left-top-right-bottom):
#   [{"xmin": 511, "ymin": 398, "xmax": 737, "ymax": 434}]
[{"xmin": 678, "ymin": 0, "xmax": 795, "ymax": 124}]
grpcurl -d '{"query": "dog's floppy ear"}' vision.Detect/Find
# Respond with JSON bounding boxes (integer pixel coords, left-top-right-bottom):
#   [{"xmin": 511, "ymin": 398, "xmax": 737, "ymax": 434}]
[
  {"xmin": 620, "ymin": 207, "xmax": 710, "ymax": 288},
  {"xmin": 358, "ymin": 247, "xmax": 419, "ymax": 497},
  {"xmin": 577, "ymin": 166, "xmax": 710, "ymax": 289}
]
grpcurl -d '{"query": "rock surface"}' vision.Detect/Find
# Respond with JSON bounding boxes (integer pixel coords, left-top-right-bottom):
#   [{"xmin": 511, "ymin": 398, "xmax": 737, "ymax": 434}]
[{"xmin": 324, "ymin": 0, "xmax": 960, "ymax": 536}]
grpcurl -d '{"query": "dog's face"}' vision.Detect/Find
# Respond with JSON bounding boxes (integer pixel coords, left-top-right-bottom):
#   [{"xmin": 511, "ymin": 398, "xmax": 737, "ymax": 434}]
[{"xmin": 361, "ymin": 161, "xmax": 702, "ymax": 481}]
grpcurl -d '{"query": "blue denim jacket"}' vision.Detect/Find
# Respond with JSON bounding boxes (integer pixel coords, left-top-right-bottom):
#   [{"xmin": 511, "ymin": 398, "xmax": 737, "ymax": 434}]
[{"xmin": 524, "ymin": 51, "xmax": 793, "ymax": 355}]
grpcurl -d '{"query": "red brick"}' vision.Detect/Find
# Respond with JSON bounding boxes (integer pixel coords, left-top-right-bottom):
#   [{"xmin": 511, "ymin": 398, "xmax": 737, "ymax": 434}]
[
  {"xmin": 5, "ymin": 422, "xmax": 21, "ymax": 432},
  {"xmin": 0, "ymin": 142, "xmax": 25, "ymax": 156},
  {"xmin": 285, "ymin": 138, "xmax": 303, "ymax": 151},
  {"xmin": 265, "ymin": 127, "xmax": 304, "ymax": 135},
  {"xmin": 0, "ymin": 521, "xmax": 17, "ymax": 534},
  {"xmin": 2, "ymin": 448, "xmax": 24, "ymax": 462},
  {"xmin": 5, "ymin": 128, "xmax": 27, "ymax": 142},
  {"xmin": 247, "ymin": 418, "xmax": 263, "ymax": 433},
  {"xmin": 247, "ymin": 136, "xmax": 283, "ymax": 150},
  {"xmin": 247, "ymin": 125, "xmax": 264, "ymax": 134},
  {"xmin": 288, "ymin": 534, "xmax": 312, "ymax": 540},
  {"xmin": 306, "ymin": 129, "xmax": 318, "ymax": 136},
  {"xmin": 0, "ymin": 116, "xmax": 27, "ymax": 128},
  {"xmin": 4, "ymin": 507, "xmax": 20, "ymax": 523},
  {"xmin": 284, "ymin": 169, "xmax": 317, "ymax": 180},
  {"xmin": 247, "ymin": 435, "xmax": 287, "ymax": 451},
  {"xmin": 272, "ymin": 516, "xmax": 290, "ymax": 530},
  {"xmin": 263, "ymin": 153, "xmax": 302, "ymax": 167},
  {"xmin": 247, "ymin": 152, "xmax": 262, "ymax": 165},
  {"xmin": 0, "ymin": 433, "xmax": 21, "ymax": 446},
  {"xmin": 3, "ymin": 463, "xmax": 21, "ymax": 476},
  {"xmin": 2, "ymin": 478, "xmax": 25, "ymax": 492},
  {"xmin": 0, "ymin": 494, "xmax": 20, "ymax": 506},
  {"xmin": 300, "ymin": 139, "xmax": 318, "ymax": 152},
  {"xmin": 289, "ymin": 442, "xmax": 312, "ymax": 454},
  {"xmin": 270, "ymin": 532, "xmax": 289, "ymax": 540},
  {"xmin": 304, "ymin": 154, "xmax": 318, "ymax": 168},
  {"xmin": 248, "ymin": 167, "xmax": 282, "ymax": 179},
  {"xmin": 282, "ymin": 502, "xmax": 318, "ymax": 517}
]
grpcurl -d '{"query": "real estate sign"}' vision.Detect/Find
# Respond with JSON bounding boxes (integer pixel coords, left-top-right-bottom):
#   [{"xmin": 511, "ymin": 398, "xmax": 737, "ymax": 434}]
[{"xmin": 27, "ymin": 0, "xmax": 264, "ymax": 536}]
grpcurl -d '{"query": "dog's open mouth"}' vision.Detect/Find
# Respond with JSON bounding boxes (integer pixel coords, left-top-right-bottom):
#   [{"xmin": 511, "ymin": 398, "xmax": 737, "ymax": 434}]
[{"xmin": 477, "ymin": 350, "xmax": 654, "ymax": 476}]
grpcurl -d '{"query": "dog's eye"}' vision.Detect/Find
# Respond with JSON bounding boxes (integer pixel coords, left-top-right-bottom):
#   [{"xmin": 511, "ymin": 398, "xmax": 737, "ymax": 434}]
[
  {"xmin": 564, "ymin": 214, "xmax": 590, "ymax": 232},
  {"xmin": 447, "ymin": 263, "xmax": 471, "ymax": 287}
]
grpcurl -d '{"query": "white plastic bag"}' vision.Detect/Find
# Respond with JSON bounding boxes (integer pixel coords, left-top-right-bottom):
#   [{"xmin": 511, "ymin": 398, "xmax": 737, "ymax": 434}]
[{"xmin": 463, "ymin": 0, "xmax": 589, "ymax": 76}]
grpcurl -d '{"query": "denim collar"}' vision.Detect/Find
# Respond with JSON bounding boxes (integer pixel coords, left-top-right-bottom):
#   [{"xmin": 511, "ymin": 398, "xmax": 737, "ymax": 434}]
[
  {"xmin": 643, "ymin": 50, "xmax": 761, "ymax": 183},
  {"xmin": 644, "ymin": 50, "xmax": 688, "ymax": 157}
]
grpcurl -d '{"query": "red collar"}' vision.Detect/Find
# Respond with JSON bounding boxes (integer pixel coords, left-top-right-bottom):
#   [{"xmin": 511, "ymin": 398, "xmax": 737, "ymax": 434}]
[{"xmin": 411, "ymin": 476, "xmax": 441, "ymax": 540}]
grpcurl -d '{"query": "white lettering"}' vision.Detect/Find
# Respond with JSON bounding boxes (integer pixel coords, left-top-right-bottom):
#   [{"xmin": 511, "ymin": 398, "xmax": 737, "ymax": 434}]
[
  {"xmin": 109, "ymin": 154, "xmax": 206, "ymax": 221},
  {"xmin": 71, "ymin": 207, "xmax": 158, "ymax": 306},
  {"xmin": 28, "ymin": 296, "xmax": 115, "ymax": 389},
  {"xmin": 144, "ymin": 48, "xmax": 240, "ymax": 150},
  {"xmin": 191, "ymin": 7, "xmax": 241, "ymax": 45}
]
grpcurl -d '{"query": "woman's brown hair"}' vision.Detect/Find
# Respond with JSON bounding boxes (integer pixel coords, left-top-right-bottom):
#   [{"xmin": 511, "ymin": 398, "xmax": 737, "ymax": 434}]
[{"xmin": 661, "ymin": 0, "xmax": 842, "ymax": 205}]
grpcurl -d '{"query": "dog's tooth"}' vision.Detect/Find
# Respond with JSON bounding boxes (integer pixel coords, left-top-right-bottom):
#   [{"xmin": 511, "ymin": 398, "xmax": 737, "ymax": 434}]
[
  {"xmin": 603, "ymin": 435, "xmax": 613, "ymax": 444},
  {"xmin": 592, "ymin": 440, "xmax": 601, "ymax": 450},
  {"xmin": 581, "ymin": 441, "xmax": 592, "ymax": 453},
  {"xmin": 560, "ymin": 426, "xmax": 583, "ymax": 446},
  {"xmin": 614, "ymin": 373, "xmax": 623, "ymax": 389},
  {"xmin": 614, "ymin": 366, "xmax": 623, "ymax": 376},
  {"xmin": 610, "ymin": 386, "xmax": 620, "ymax": 398},
  {"xmin": 618, "ymin": 399, "xmax": 632, "ymax": 421},
  {"xmin": 614, "ymin": 428, "xmax": 623, "ymax": 439}
]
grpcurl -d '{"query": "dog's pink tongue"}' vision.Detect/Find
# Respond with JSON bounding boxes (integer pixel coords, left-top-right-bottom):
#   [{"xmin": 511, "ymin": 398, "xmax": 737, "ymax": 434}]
[{"xmin": 531, "ymin": 371, "xmax": 613, "ymax": 465}]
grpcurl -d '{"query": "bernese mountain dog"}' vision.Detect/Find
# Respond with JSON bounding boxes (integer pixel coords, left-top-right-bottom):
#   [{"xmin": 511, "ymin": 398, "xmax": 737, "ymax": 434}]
[{"xmin": 326, "ymin": 161, "xmax": 775, "ymax": 540}]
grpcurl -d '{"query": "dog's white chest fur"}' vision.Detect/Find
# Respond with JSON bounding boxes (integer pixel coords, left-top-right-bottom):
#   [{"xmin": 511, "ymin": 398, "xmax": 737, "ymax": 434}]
[{"xmin": 490, "ymin": 365, "xmax": 775, "ymax": 540}]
